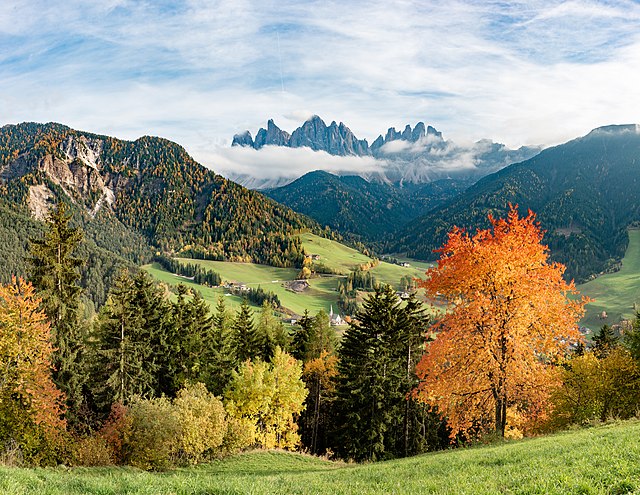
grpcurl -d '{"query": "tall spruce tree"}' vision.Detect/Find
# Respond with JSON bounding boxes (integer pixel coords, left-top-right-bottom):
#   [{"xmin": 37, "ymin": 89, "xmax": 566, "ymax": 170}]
[
  {"xmin": 92, "ymin": 271, "xmax": 171, "ymax": 408},
  {"xmin": 333, "ymin": 285, "xmax": 443, "ymax": 461},
  {"xmin": 163, "ymin": 285, "xmax": 214, "ymax": 396},
  {"xmin": 28, "ymin": 202, "xmax": 86, "ymax": 428},
  {"xmin": 204, "ymin": 296, "xmax": 236, "ymax": 395},
  {"xmin": 233, "ymin": 299, "xmax": 262, "ymax": 363}
]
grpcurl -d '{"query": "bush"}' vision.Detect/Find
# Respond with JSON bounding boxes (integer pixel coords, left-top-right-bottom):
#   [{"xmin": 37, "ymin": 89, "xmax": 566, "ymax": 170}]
[
  {"xmin": 220, "ymin": 415, "xmax": 255, "ymax": 456},
  {"xmin": 125, "ymin": 397, "xmax": 180, "ymax": 470},
  {"xmin": 99, "ymin": 402, "xmax": 132, "ymax": 465},
  {"xmin": 174, "ymin": 383, "xmax": 227, "ymax": 464},
  {"xmin": 73, "ymin": 435, "xmax": 113, "ymax": 466}
]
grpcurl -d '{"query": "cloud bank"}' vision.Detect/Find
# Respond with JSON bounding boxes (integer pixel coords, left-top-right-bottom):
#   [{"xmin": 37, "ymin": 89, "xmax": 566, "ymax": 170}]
[{"xmin": 2, "ymin": 0, "xmax": 640, "ymax": 174}]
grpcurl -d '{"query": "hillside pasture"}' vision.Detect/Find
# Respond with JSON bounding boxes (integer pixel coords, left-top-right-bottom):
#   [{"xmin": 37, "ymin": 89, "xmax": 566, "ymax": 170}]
[{"xmin": 578, "ymin": 229, "xmax": 640, "ymax": 331}]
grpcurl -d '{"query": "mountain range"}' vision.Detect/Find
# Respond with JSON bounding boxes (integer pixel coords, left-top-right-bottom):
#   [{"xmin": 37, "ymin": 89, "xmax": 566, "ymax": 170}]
[
  {"xmin": 2, "ymin": 120, "xmax": 639, "ymax": 297},
  {"xmin": 230, "ymin": 116, "xmax": 541, "ymax": 188}
]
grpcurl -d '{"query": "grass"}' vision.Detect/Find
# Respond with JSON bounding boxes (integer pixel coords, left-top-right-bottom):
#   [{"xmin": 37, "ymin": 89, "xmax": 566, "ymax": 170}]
[
  {"xmin": 145, "ymin": 233, "xmax": 432, "ymax": 317},
  {"xmin": 2, "ymin": 420, "xmax": 640, "ymax": 494},
  {"xmin": 578, "ymin": 229, "xmax": 640, "ymax": 331}
]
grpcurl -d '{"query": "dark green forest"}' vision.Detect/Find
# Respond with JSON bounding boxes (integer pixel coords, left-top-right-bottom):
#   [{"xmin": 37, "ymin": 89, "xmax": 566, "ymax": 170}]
[{"xmin": 389, "ymin": 126, "xmax": 640, "ymax": 282}]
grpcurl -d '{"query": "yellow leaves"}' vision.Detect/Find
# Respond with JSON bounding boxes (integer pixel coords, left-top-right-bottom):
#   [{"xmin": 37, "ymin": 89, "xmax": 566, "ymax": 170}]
[
  {"xmin": 416, "ymin": 206, "xmax": 588, "ymax": 439},
  {"xmin": 174, "ymin": 383, "xmax": 226, "ymax": 464},
  {"xmin": 224, "ymin": 347, "xmax": 308, "ymax": 450},
  {"xmin": 303, "ymin": 351, "xmax": 338, "ymax": 391}
]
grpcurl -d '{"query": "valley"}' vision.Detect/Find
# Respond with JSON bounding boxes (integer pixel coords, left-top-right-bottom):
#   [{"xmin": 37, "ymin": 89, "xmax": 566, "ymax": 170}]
[
  {"xmin": 145, "ymin": 233, "xmax": 432, "ymax": 317},
  {"xmin": 578, "ymin": 229, "xmax": 640, "ymax": 331}
]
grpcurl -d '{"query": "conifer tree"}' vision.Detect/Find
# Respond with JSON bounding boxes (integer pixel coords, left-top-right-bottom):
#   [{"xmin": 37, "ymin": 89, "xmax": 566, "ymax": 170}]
[
  {"xmin": 333, "ymin": 285, "xmax": 438, "ymax": 461},
  {"xmin": 92, "ymin": 271, "xmax": 170, "ymax": 407},
  {"xmin": 291, "ymin": 309, "xmax": 313, "ymax": 361},
  {"xmin": 164, "ymin": 285, "xmax": 214, "ymax": 395},
  {"xmin": 204, "ymin": 296, "xmax": 236, "ymax": 395},
  {"xmin": 233, "ymin": 299, "xmax": 261, "ymax": 363},
  {"xmin": 592, "ymin": 324, "xmax": 619, "ymax": 358},
  {"xmin": 28, "ymin": 202, "xmax": 85, "ymax": 427}
]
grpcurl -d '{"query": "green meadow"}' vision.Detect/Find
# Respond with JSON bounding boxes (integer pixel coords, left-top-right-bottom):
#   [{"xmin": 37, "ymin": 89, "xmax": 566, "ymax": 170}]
[
  {"xmin": 145, "ymin": 233, "xmax": 431, "ymax": 317},
  {"xmin": 2, "ymin": 420, "xmax": 639, "ymax": 494},
  {"xmin": 578, "ymin": 229, "xmax": 640, "ymax": 331}
]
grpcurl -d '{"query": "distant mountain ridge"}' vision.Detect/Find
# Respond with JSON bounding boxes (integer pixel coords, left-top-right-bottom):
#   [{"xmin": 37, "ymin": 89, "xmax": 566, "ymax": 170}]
[
  {"xmin": 264, "ymin": 170, "xmax": 469, "ymax": 242},
  {"xmin": 230, "ymin": 116, "xmax": 541, "ymax": 189},
  {"xmin": 389, "ymin": 124, "xmax": 640, "ymax": 282}
]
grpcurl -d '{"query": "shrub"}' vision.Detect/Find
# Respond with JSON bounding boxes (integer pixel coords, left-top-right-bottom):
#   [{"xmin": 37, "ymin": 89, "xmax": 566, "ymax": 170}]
[
  {"xmin": 125, "ymin": 397, "xmax": 180, "ymax": 470},
  {"xmin": 73, "ymin": 435, "xmax": 113, "ymax": 466},
  {"xmin": 174, "ymin": 383, "xmax": 227, "ymax": 464},
  {"xmin": 99, "ymin": 402, "xmax": 132, "ymax": 465},
  {"xmin": 220, "ymin": 415, "xmax": 255, "ymax": 456}
]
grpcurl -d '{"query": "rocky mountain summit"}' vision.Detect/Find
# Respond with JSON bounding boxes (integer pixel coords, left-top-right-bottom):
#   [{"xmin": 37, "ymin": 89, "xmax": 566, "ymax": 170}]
[{"xmin": 230, "ymin": 116, "xmax": 541, "ymax": 188}]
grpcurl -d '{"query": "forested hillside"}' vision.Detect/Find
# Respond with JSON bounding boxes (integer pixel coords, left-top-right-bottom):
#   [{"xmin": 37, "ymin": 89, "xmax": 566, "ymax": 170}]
[
  {"xmin": 390, "ymin": 125, "xmax": 640, "ymax": 281},
  {"xmin": 0, "ymin": 122, "xmax": 321, "ymax": 272},
  {"xmin": 265, "ymin": 171, "xmax": 468, "ymax": 241}
]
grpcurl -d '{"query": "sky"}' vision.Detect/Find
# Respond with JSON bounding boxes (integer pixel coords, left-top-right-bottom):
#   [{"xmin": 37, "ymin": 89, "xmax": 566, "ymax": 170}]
[{"xmin": 2, "ymin": 0, "xmax": 640, "ymax": 179}]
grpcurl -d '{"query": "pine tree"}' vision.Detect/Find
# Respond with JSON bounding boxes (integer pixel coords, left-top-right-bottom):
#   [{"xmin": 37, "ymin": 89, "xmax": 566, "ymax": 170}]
[
  {"xmin": 291, "ymin": 309, "xmax": 313, "ymax": 361},
  {"xmin": 593, "ymin": 324, "xmax": 619, "ymax": 358},
  {"xmin": 92, "ymin": 271, "xmax": 171, "ymax": 408},
  {"xmin": 204, "ymin": 296, "xmax": 236, "ymax": 395},
  {"xmin": 333, "ymin": 285, "xmax": 439, "ymax": 461},
  {"xmin": 164, "ymin": 285, "xmax": 214, "ymax": 395},
  {"xmin": 28, "ymin": 202, "xmax": 86, "ymax": 428},
  {"xmin": 233, "ymin": 299, "xmax": 261, "ymax": 363}
]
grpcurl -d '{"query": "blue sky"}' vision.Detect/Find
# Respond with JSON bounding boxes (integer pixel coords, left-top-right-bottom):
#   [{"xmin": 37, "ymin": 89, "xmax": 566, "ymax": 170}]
[{"xmin": 2, "ymin": 0, "xmax": 640, "ymax": 177}]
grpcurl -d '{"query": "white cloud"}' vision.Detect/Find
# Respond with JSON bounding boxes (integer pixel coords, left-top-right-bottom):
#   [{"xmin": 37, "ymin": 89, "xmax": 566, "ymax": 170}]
[
  {"xmin": 208, "ymin": 145, "xmax": 387, "ymax": 182},
  {"xmin": 2, "ymin": 0, "xmax": 640, "ymax": 167}
]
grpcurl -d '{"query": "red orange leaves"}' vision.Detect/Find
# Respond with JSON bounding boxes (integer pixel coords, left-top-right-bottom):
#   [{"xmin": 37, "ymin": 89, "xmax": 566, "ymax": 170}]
[{"xmin": 416, "ymin": 206, "xmax": 588, "ymax": 438}]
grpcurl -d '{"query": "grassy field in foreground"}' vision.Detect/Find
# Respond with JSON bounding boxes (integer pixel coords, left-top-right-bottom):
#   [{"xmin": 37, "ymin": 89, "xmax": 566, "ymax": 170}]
[
  {"xmin": 578, "ymin": 229, "xmax": 640, "ymax": 331},
  {"xmin": 2, "ymin": 420, "xmax": 640, "ymax": 494}
]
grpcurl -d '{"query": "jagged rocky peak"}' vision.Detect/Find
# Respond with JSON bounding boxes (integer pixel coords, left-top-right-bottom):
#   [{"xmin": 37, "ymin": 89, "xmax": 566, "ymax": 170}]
[
  {"xmin": 231, "ymin": 117, "xmax": 443, "ymax": 156},
  {"xmin": 231, "ymin": 130, "xmax": 254, "ymax": 147},
  {"xmin": 370, "ymin": 122, "xmax": 443, "ymax": 152},
  {"xmin": 254, "ymin": 119, "xmax": 290, "ymax": 148}
]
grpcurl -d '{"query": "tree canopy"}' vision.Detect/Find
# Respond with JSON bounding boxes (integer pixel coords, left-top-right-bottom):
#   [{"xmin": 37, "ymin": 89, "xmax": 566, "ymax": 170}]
[{"xmin": 416, "ymin": 206, "xmax": 588, "ymax": 439}]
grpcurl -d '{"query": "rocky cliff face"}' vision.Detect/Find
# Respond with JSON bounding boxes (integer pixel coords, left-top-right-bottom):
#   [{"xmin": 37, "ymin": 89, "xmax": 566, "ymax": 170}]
[{"xmin": 1, "ymin": 132, "xmax": 119, "ymax": 220}]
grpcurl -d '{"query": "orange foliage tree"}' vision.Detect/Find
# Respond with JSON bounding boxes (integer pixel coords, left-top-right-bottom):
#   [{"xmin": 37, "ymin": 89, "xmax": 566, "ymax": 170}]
[
  {"xmin": 0, "ymin": 278, "xmax": 66, "ymax": 443},
  {"xmin": 415, "ymin": 206, "xmax": 588, "ymax": 439}
]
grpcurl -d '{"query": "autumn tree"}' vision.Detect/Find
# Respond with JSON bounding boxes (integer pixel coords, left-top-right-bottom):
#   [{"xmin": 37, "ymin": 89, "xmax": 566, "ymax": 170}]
[
  {"xmin": 0, "ymin": 278, "xmax": 66, "ymax": 462},
  {"xmin": 224, "ymin": 347, "xmax": 307, "ymax": 450},
  {"xmin": 416, "ymin": 206, "xmax": 588, "ymax": 439},
  {"xmin": 301, "ymin": 351, "xmax": 338, "ymax": 454},
  {"xmin": 549, "ymin": 347, "xmax": 640, "ymax": 428}
]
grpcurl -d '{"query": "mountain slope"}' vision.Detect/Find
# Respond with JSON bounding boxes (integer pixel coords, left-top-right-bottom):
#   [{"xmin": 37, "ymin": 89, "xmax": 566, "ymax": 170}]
[
  {"xmin": 265, "ymin": 171, "xmax": 469, "ymax": 241},
  {"xmin": 0, "ymin": 122, "xmax": 325, "ymax": 269},
  {"xmin": 390, "ymin": 125, "xmax": 640, "ymax": 281}
]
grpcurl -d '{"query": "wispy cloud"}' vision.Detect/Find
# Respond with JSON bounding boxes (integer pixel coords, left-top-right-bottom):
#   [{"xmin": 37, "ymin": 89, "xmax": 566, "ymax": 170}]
[
  {"xmin": 2, "ymin": 0, "xmax": 640, "ymax": 174},
  {"xmin": 209, "ymin": 144, "xmax": 387, "ymax": 182}
]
